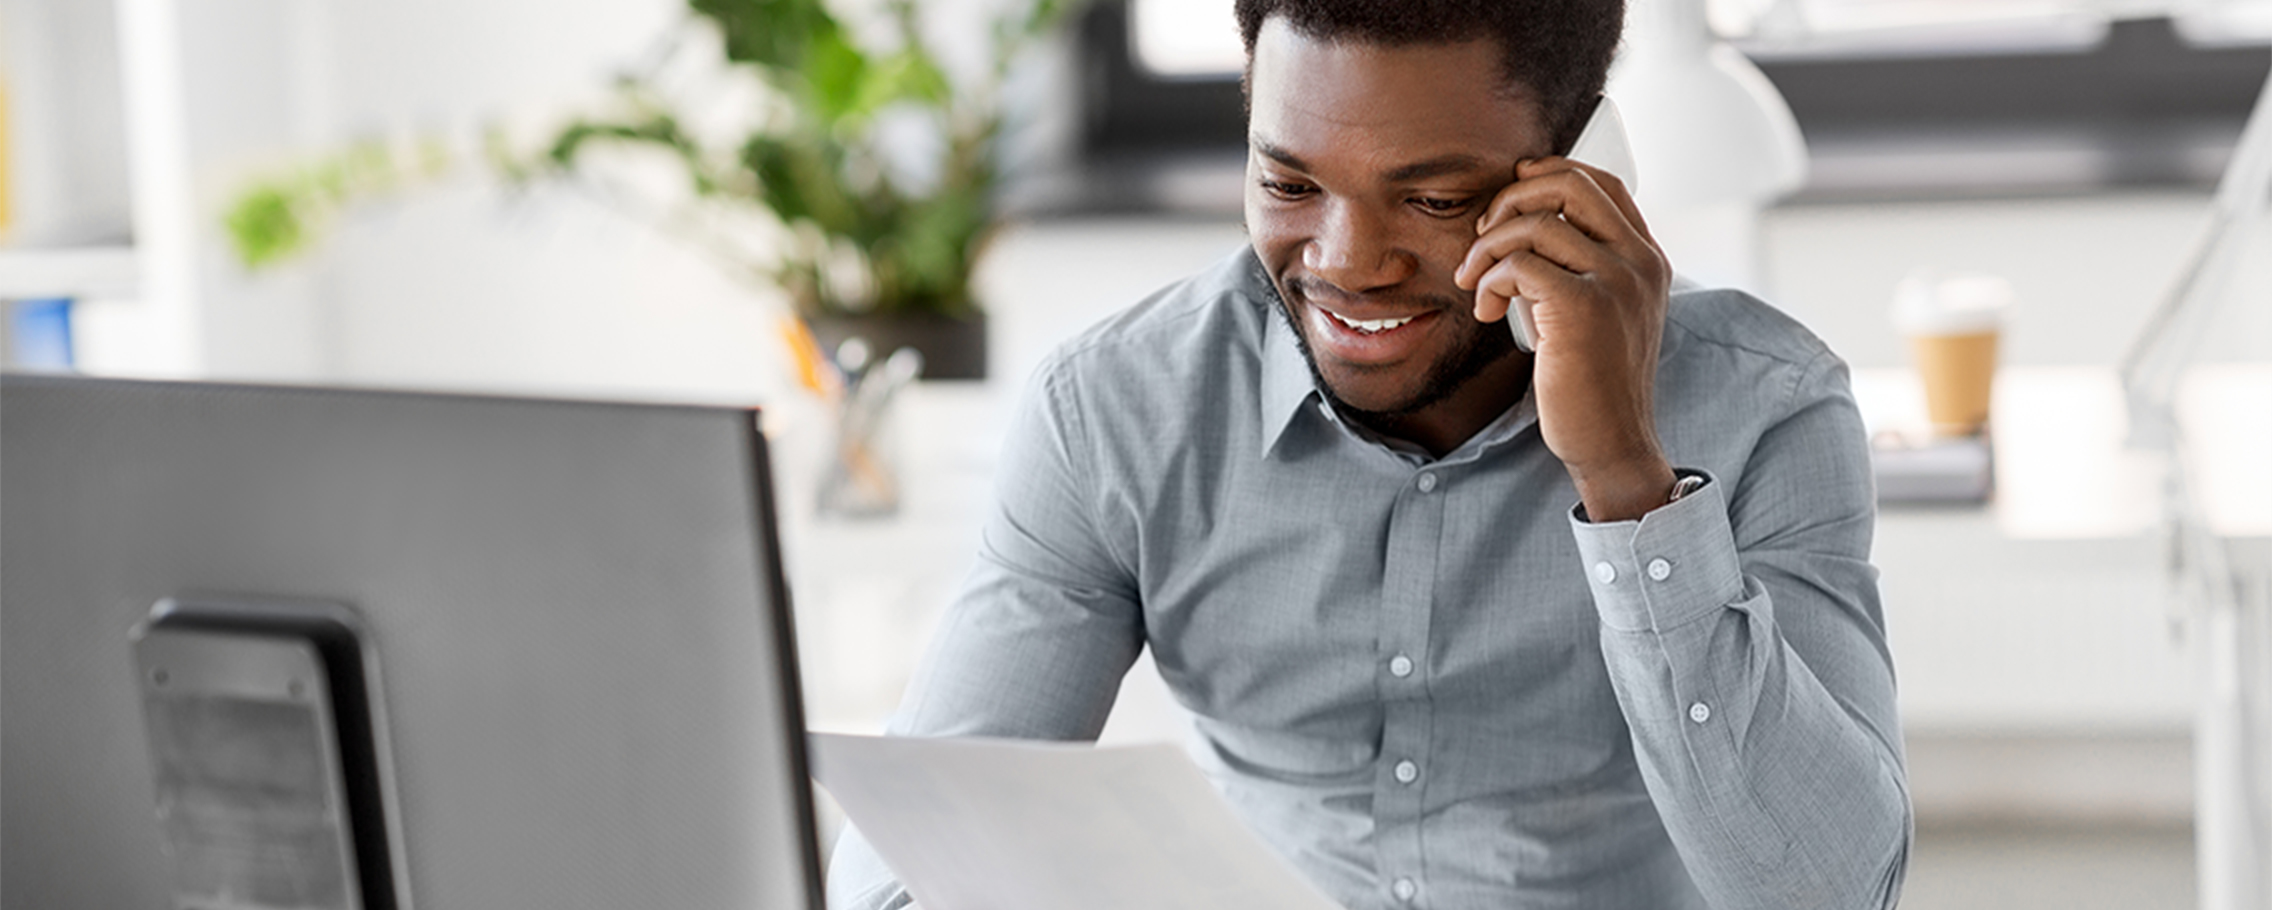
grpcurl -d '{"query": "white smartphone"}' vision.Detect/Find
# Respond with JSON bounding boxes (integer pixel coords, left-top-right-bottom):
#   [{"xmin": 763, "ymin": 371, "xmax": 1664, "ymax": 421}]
[{"xmin": 1505, "ymin": 95, "xmax": 1639, "ymax": 353}]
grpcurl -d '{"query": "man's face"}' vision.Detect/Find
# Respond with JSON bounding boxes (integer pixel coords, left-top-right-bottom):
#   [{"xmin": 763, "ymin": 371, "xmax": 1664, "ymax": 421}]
[{"xmin": 1245, "ymin": 20, "xmax": 1553, "ymax": 419}]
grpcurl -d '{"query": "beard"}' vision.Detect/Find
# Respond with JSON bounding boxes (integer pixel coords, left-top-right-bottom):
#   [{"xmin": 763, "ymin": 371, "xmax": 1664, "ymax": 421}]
[{"xmin": 1269, "ymin": 273, "xmax": 1520, "ymax": 422}]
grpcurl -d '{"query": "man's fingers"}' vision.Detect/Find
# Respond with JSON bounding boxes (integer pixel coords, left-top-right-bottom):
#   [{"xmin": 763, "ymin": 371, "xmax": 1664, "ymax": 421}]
[
  {"xmin": 1476, "ymin": 160, "xmax": 1614, "ymax": 235},
  {"xmin": 1524, "ymin": 157, "xmax": 1652, "ymax": 245},
  {"xmin": 1462, "ymin": 155, "xmax": 1669, "ymax": 333},
  {"xmin": 1469, "ymin": 248, "xmax": 1577, "ymax": 324},
  {"xmin": 1476, "ymin": 159, "xmax": 1655, "ymax": 265},
  {"xmin": 1457, "ymin": 211, "xmax": 1611, "ymax": 290}
]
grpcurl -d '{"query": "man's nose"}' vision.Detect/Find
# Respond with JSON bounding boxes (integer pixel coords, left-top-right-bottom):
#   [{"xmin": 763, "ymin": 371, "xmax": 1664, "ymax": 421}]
[{"xmin": 1303, "ymin": 201, "xmax": 1415, "ymax": 293}]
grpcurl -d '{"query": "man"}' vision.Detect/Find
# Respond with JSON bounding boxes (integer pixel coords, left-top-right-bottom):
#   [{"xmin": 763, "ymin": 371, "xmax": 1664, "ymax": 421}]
[{"xmin": 830, "ymin": 1, "xmax": 1910, "ymax": 907}]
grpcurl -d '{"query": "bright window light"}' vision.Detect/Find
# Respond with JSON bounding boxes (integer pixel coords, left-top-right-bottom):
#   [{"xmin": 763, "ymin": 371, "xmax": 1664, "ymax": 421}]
[
  {"xmin": 2177, "ymin": 0, "xmax": 2272, "ymax": 45},
  {"xmin": 1130, "ymin": 0, "xmax": 1245, "ymax": 78}
]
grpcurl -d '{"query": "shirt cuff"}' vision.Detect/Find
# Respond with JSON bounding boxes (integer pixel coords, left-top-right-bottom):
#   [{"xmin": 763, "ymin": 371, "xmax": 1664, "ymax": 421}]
[{"xmin": 1567, "ymin": 469, "xmax": 1745, "ymax": 633}]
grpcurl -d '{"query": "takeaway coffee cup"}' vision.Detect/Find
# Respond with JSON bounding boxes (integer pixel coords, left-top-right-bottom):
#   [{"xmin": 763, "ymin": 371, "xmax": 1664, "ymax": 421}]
[{"xmin": 1891, "ymin": 272, "xmax": 2011, "ymax": 436}]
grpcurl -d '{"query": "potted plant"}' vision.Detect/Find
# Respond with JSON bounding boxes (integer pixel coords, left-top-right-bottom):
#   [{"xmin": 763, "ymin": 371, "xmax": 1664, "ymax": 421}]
[
  {"xmin": 526, "ymin": 0, "xmax": 1077, "ymax": 379},
  {"xmin": 223, "ymin": 0, "xmax": 1076, "ymax": 382}
]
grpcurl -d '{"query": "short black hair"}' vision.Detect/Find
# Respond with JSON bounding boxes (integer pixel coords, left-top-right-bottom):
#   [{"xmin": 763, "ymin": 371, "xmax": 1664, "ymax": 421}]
[{"xmin": 1235, "ymin": 0, "xmax": 1626, "ymax": 154}]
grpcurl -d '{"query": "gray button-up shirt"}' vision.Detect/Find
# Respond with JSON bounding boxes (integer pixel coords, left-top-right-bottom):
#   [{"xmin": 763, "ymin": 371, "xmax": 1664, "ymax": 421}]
[{"xmin": 828, "ymin": 248, "xmax": 1910, "ymax": 910}]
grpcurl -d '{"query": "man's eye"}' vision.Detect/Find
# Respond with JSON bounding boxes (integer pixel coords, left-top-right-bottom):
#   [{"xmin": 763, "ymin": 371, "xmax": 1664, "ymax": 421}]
[
  {"xmin": 1261, "ymin": 180, "xmax": 1315, "ymax": 200},
  {"xmin": 1412, "ymin": 196, "xmax": 1474, "ymax": 215}
]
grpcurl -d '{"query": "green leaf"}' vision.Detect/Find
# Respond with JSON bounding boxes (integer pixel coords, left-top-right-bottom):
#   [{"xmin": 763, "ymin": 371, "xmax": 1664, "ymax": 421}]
[
  {"xmin": 747, "ymin": 132, "xmax": 866, "ymax": 234},
  {"xmin": 691, "ymin": 0, "xmax": 838, "ymax": 71},
  {"xmin": 855, "ymin": 49, "xmax": 952, "ymax": 115},
  {"xmin": 745, "ymin": 137, "xmax": 809, "ymax": 223},
  {"xmin": 543, "ymin": 110, "xmax": 718, "ymax": 197},
  {"xmin": 223, "ymin": 185, "xmax": 309, "ymax": 270},
  {"xmin": 800, "ymin": 25, "xmax": 869, "ymax": 123}
]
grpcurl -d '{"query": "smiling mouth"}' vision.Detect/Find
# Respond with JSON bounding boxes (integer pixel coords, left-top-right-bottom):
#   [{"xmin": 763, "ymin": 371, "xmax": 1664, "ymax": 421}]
[{"xmin": 1326, "ymin": 311, "xmax": 1420, "ymax": 334}]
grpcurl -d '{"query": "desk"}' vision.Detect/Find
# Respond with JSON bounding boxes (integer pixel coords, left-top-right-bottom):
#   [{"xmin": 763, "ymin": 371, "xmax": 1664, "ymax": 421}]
[{"xmin": 1858, "ymin": 364, "xmax": 2270, "ymax": 734}]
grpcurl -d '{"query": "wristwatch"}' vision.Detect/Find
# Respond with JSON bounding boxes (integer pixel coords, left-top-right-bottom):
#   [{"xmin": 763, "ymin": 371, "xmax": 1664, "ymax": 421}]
[{"xmin": 1667, "ymin": 473, "xmax": 1708, "ymax": 504}]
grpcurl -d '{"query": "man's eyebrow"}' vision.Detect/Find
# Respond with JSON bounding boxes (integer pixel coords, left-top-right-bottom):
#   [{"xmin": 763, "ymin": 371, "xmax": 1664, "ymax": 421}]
[
  {"xmin": 1383, "ymin": 154, "xmax": 1492, "ymax": 183},
  {"xmin": 1252, "ymin": 139, "xmax": 1309, "ymax": 172},
  {"xmin": 1251, "ymin": 140, "xmax": 1493, "ymax": 184}
]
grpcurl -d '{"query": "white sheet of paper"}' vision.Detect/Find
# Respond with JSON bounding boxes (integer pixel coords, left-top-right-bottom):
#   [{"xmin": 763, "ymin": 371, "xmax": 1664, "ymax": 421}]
[{"xmin": 809, "ymin": 733, "xmax": 1347, "ymax": 910}]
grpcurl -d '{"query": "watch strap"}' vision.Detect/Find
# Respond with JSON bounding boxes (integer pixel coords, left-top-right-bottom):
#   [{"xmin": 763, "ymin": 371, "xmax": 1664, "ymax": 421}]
[{"xmin": 1667, "ymin": 473, "xmax": 1708, "ymax": 505}]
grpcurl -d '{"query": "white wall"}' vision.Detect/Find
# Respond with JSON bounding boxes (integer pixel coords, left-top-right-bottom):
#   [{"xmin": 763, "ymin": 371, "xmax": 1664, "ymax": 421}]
[
  {"xmin": 82, "ymin": 0, "xmax": 797, "ymax": 404},
  {"xmin": 1, "ymin": 0, "xmax": 134, "ymax": 244},
  {"xmin": 320, "ymin": 176, "xmax": 790, "ymax": 402},
  {"xmin": 1764, "ymin": 192, "xmax": 2272, "ymax": 371}
]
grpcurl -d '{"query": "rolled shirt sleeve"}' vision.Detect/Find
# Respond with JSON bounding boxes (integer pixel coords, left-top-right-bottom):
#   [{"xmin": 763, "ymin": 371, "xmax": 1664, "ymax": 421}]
[{"xmin": 1569, "ymin": 353, "xmax": 1911, "ymax": 910}]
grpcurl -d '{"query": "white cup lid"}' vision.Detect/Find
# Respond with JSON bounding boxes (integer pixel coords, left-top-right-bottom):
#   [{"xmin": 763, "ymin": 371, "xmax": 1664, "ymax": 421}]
[{"xmin": 1892, "ymin": 271, "xmax": 2011, "ymax": 335}]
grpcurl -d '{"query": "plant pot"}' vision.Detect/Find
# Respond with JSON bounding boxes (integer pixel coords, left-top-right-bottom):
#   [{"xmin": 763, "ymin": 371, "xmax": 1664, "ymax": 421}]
[{"xmin": 809, "ymin": 311, "xmax": 989, "ymax": 381}]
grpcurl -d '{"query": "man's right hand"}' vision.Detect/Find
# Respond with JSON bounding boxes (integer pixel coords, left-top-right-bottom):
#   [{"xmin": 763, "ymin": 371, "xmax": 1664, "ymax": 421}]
[{"xmin": 1456, "ymin": 156, "xmax": 1676, "ymax": 522}]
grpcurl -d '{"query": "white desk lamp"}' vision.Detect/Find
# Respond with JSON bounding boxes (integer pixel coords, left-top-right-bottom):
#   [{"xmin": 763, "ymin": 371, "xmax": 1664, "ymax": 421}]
[
  {"xmin": 1607, "ymin": 0, "xmax": 1808, "ymax": 293},
  {"xmin": 2120, "ymin": 63, "xmax": 2272, "ymax": 910}
]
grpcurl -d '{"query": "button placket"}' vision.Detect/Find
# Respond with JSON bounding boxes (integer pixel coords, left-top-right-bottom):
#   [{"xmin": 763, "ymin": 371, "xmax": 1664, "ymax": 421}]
[{"xmin": 1374, "ymin": 458, "xmax": 1442, "ymax": 899}]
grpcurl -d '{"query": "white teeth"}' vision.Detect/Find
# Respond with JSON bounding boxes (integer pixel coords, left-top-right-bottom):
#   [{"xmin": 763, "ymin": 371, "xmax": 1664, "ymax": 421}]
[{"xmin": 1329, "ymin": 312, "xmax": 1417, "ymax": 333}]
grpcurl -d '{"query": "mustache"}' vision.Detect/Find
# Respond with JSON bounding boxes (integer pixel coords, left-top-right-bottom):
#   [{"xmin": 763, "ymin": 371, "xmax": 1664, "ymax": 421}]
[{"xmin": 1281, "ymin": 276, "xmax": 1468, "ymax": 315}]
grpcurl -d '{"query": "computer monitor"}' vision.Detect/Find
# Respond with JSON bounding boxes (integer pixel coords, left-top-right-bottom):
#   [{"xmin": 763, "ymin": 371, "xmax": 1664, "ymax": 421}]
[{"xmin": 1, "ymin": 373, "xmax": 824, "ymax": 910}]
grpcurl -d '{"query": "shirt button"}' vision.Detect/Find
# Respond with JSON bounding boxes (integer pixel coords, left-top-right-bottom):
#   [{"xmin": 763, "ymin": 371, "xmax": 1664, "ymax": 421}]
[
  {"xmin": 1647, "ymin": 558, "xmax": 1673, "ymax": 581},
  {"xmin": 1690, "ymin": 702, "xmax": 1712, "ymax": 724},
  {"xmin": 1389, "ymin": 654, "xmax": 1415, "ymax": 678},
  {"xmin": 1394, "ymin": 760, "xmax": 1419, "ymax": 784},
  {"xmin": 1592, "ymin": 561, "xmax": 1617, "ymax": 584},
  {"xmin": 1392, "ymin": 877, "xmax": 1418, "ymax": 901},
  {"xmin": 1417, "ymin": 472, "xmax": 1438, "ymax": 493}
]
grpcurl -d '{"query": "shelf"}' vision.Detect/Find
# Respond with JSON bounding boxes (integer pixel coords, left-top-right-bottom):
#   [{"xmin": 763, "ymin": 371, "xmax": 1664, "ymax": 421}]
[{"xmin": 0, "ymin": 245, "xmax": 140, "ymax": 300}]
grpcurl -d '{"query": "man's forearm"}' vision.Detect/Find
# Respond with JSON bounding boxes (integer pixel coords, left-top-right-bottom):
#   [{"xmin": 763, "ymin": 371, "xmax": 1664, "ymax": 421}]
[
  {"xmin": 1572, "ymin": 478, "xmax": 1910, "ymax": 910},
  {"xmin": 1597, "ymin": 598, "xmax": 1909, "ymax": 910}
]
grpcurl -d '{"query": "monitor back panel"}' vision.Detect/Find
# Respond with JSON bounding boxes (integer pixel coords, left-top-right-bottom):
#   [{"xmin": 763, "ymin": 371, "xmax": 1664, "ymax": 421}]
[{"xmin": 1, "ymin": 375, "xmax": 821, "ymax": 910}]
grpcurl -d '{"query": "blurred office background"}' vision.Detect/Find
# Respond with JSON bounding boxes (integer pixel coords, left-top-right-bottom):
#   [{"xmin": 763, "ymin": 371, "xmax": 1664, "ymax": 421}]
[{"xmin": 5, "ymin": 0, "xmax": 2269, "ymax": 907}]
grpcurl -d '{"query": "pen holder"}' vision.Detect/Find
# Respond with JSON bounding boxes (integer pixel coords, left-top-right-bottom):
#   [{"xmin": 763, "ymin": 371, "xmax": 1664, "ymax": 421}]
[
  {"xmin": 817, "ymin": 343, "xmax": 922, "ymax": 518},
  {"xmin": 818, "ymin": 411, "xmax": 899, "ymax": 518}
]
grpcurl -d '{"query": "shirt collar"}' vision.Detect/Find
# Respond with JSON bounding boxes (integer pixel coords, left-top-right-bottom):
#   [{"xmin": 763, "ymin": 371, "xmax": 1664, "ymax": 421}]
[{"xmin": 1259, "ymin": 304, "xmax": 1321, "ymax": 458}]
